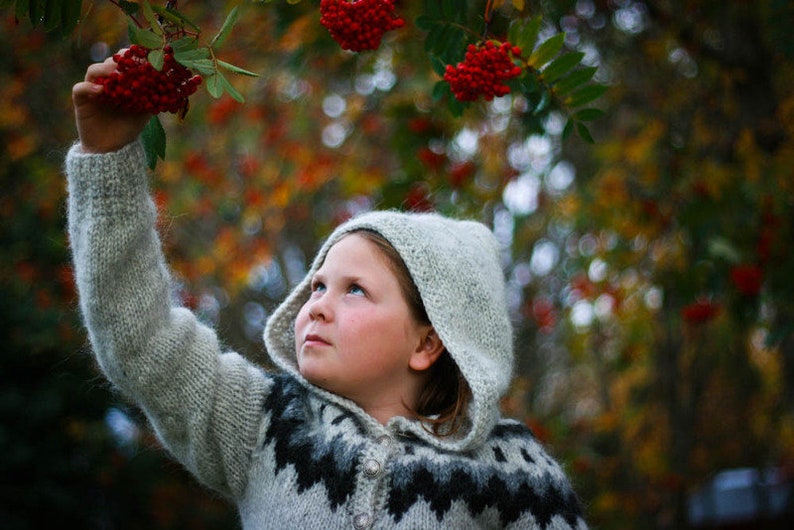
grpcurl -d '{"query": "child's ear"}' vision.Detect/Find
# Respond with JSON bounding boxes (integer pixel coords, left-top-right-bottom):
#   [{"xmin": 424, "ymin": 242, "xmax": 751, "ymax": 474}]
[{"xmin": 409, "ymin": 328, "xmax": 445, "ymax": 371}]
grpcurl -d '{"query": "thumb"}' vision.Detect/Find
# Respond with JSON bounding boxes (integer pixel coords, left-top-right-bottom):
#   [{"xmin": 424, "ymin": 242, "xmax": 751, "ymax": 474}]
[{"xmin": 72, "ymin": 81, "xmax": 104, "ymax": 110}]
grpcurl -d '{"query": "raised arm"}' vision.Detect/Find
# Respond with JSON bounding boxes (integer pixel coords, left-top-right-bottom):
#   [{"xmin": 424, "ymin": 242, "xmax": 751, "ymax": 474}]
[{"xmin": 67, "ymin": 54, "xmax": 270, "ymax": 499}]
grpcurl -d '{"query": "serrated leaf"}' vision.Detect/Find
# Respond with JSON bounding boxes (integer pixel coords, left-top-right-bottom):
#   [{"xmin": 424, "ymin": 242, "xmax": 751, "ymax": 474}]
[
  {"xmin": 151, "ymin": 4, "xmax": 200, "ymax": 32},
  {"xmin": 173, "ymin": 47, "xmax": 210, "ymax": 63},
  {"xmin": 574, "ymin": 108, "xmax": 605, "ymax": 121},
  {"xmin": 170, "ymin": 36, "xmax": 199, "ymax": 53},
  {"xmin": 554, "ymin": 66, "xmax": 597, "ymax": 95},
  {"xmin": 576, "ymin": 121, "xmax": 594, "ymax": 143},
  {"xmin": 128, "ymin": 22, "xmax": 163, "ymax": 48},
  {"xmin": 205, "ymin": 73, "xmax": 223, "ymax": 98},
  {"xmin": 140, "ymin": 0, "xmax": 162, "ymax": 35},
  {"xmin": 178, "ymin": 58, "xmax": 216, "ymax": 75},
  {"xmin": 211, "ymin": 6, "xmax": 238, "ymax": 48},
  {"xmin": 565, "ymin": 83, "xmax": 608, "ymax": 107},
  {"xmin": 528, "ymin": 32, "xmax": 565, "ymax": 68},
  {"xmin": 217, "ymin": 60, "xmax": 259, "ymax": 77},
  {"xmin": 148, "ymin": 48, "xmax": 164, "ymax": 71},
  {"xmin": 218, "ymin": 72, "xmax": 244, "ymax": 103},
  {"xmin": 542, "ymin": 51, "xmax": 584, "ymax": 84},
  {"xmin": 141, "ymin": 115, "xmax": 166, "ymax": 169},
  {"xmin": 512, "ymin": 17, "xmax": 542, "ymax": 57}
]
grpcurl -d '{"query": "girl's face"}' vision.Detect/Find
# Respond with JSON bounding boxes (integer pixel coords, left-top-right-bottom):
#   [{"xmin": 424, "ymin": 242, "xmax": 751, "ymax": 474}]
[{"xmin": 294, "ymin": 233, "xmax": 434, "ymax": 421}]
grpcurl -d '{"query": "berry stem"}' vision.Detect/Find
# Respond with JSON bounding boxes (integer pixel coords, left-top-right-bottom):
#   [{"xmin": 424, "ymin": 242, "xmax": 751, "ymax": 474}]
[{"xmin": 482, "ymin": 0, "xmax": 494, "ymax": 41}]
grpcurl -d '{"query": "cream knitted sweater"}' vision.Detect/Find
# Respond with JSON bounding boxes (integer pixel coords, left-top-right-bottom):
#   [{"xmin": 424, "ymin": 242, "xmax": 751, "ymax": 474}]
[{"xmin": 66, "ymin": 141, "xmax": 587, "ymax": 529}]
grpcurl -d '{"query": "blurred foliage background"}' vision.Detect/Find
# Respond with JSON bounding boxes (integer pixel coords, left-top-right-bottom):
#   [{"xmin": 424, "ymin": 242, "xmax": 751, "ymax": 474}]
[{"xmin": 2, "ymin": 0, "xmax": 794, "ymax": 528}]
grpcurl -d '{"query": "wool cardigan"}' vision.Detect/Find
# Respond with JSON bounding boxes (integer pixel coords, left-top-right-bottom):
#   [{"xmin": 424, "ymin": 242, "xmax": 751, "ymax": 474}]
[{"xmin": 66, "ymin": 140, "xmax": 588, "ymax": 529}]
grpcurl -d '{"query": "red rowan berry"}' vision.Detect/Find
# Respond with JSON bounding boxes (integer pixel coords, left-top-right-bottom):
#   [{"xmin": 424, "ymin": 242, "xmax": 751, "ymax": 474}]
[
  {"xmin": 320, "ymin": 0, "xmax": 405, "ymax": 52},
  {"xmin": 444, "ymin": 41, "xmax": 524, "ymax": 102},
  {"xmin": 95, "ymin": 45, "xmax": 202, "ymax": 115}
]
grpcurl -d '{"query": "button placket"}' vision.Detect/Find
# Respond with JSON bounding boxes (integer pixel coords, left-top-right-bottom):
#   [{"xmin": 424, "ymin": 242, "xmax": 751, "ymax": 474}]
[
  {"xmin": 363, "ymin": 458, "xmax": 381, "ymax": 477},
  {"xmin": 353, "ymin": 512, "xmax": 372, "ymax": 529}
]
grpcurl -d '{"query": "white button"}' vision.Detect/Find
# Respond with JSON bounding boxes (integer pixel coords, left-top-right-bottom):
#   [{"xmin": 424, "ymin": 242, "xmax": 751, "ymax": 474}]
[
  {"xmin": 353, "ymin": 513, "xmax": 372, "ymax": 529},
  {"xmin": 376, "ymin": 435, "xmax": 392, "ymax": 447},
  {"xmin": 363, "ymin": 459, "xmax": 381, "ymax": 477}
]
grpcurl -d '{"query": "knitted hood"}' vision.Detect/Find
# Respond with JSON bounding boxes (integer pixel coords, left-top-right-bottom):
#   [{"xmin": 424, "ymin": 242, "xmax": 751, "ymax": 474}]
[{"xmin": 263, "ymin": 210, "xmax": 514, "ymax": 452}]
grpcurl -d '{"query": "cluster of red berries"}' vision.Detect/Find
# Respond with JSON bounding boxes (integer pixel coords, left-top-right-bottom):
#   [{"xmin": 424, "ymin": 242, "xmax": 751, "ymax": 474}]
[
  {"xmin": 95, "ymin": 45, "xmax": 202, "ymax": 115},
  {"xmin": 320, "ymin": 0, "xmax": 405, "ymax": 52},
  {"xmin": 444, "ymin": 41, "xmax": 524, "ymax": 102}
]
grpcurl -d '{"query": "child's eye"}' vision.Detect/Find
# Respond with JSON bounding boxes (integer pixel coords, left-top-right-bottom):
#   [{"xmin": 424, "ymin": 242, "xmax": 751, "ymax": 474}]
[
  {"xmin": 348, "ymin": 284, "xmax": 365, "ymax": 296},
  {"xmin": 311, "ymin": 280, "xmax": 326, "ymax": 293}
]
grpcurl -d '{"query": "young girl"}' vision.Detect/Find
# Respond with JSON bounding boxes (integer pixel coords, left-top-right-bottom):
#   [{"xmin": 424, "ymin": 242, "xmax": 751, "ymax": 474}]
[{"xmin": 68, "ymin": 54, "xmax": 587, "ymax": 529}]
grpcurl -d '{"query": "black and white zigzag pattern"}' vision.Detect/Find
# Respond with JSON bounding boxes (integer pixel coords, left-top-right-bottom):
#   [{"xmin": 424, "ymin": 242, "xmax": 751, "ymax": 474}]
[{"xmin": 262, "ymin": 375, "xmax": 583, "ymax": 527}]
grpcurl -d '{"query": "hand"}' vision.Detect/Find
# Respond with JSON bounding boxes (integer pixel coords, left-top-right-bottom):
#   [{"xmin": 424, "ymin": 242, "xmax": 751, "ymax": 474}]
[{"xmin": 72, "ymin": 51, "xmax": 151, "ymax": 154}]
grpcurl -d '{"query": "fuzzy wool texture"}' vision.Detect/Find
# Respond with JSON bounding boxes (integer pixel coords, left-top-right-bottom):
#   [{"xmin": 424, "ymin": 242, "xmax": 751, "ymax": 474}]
[
  {"xmin": 66, "ymin": 141, "xmax": 588, "ymax": 529},
  {"xmin": 264, "ymin": 208, "xmax": 514, "ymax": 453}
]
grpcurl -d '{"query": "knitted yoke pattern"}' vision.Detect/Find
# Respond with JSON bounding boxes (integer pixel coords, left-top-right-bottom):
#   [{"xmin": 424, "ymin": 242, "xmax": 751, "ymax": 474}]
[{"xmin": 65, "ymin": 141, "xmax": 588, "ymax": 529}]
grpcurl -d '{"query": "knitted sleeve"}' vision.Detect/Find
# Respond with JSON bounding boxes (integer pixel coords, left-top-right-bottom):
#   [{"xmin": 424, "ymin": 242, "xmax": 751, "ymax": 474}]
[{"xmin": 66, "ymin": 141, "xmax": 270, "ymax": 499}]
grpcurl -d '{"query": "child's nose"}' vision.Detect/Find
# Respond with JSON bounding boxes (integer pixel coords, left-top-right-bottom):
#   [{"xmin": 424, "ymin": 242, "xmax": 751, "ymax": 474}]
[{"xmin": 308, "ymin": 294, "xmax": 332, "ymax": 321}]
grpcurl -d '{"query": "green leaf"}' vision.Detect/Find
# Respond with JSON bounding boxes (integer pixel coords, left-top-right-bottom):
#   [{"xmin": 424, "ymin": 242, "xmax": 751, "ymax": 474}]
[
  {"xmin": 128, "ymin": 22, "xmax": 163, "ymax": 49},
  {"xmin": 576, "ymin": 121, "xmax": 594, "ymax": 143},
  {"xmin": 210, "ymin": 6, "xmax": 238, "ymax": 48},
  {"xmin": 562, "ymin": 118, "xmax": 574, "ymax": 140},
  {"xmin": 425, "ymin": 0, "xmax": 442, "ymax": 19},
  {"xmin": 28, "ymin": 0, "xmax": 45, "ymax": 23},
  {"xmin": 574, "ymin": 108, "xmax": 605, "ymax": 121},
  {"xmin": 173, "ymin": 47, "xmax": 211, "ymax": 63},
  {"xmin": 565, "ymin": 83, "xmax": 608, "ymax": 107},
  {"xmin": 177, "ymin": 58, "xmax": 216, "ymax": 75},
  {"xmin": 148, "ymin": 48, "xmax": 164, "ymax": 71},
  {"xmin": 218, "ymin": 72, "xmax": 244, "ymax": 102},
  {"xmin": 432, "ymin": 80, "xmax": 449, "ymax": 101},
  {"xmin": 141, "ymin": 115, "xmax": 166, "ymax": 170},
  {"xmin": 151, "ymin": 4, "xmax": 200, "ymax": 32},
  {"xmin": 511, "ymin": 16, "xmax": 542, "ymax": 57},
  {"xmin": 528, "ymin": 32, "xmax": 565, "ymax": 68},
  {"xmin": 60, "ymin": 0, "xmax": 82, "ymax": 35},
  {"xmin": 140, "ymin": 0, "xmax": 162, "ymax": 35},
  {"xmin": 533, "ymin": 89, "xmax": 551, "ymax": 115},
  {"xmin": 170, "ymin": 36, "xmax": 199, "ymax": 53},
  {"xmin": 542, "ymin": 51, "xmax": 584, "ymax": 84},
  {"xmin": 43, "ymin": 0, "xmax": 61, "ymax": 32},
  {"xmin": 205, "ymin": 73, "xmax": 223, "ymax": 98},
  {"xmin": 217, "ymin": 60, "xmax": 259, "ymax": 77},
  {"xmin": 430, "ymin": 55, "xmax": 446, "ymax": 77},
  {"xmin": 118, "ymin": 0, "xmax": 140, "ymax": 16},
  {"xmin": 414, "ymin": 15, "xmax": 436, "ymax": 31},
  {"xmin": 553, "ymin": 66, "xmax": 597, "ymax": 96}
]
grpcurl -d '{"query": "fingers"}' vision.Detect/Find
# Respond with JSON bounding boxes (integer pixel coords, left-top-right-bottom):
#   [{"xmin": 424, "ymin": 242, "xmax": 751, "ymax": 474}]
[
  {"xmin": 72, "ymin": 80, "xmax": 103, "ymax": 108},
  {"xmin": 84, "ymin": 56, "xmax": 117, "ymax": 82}
]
